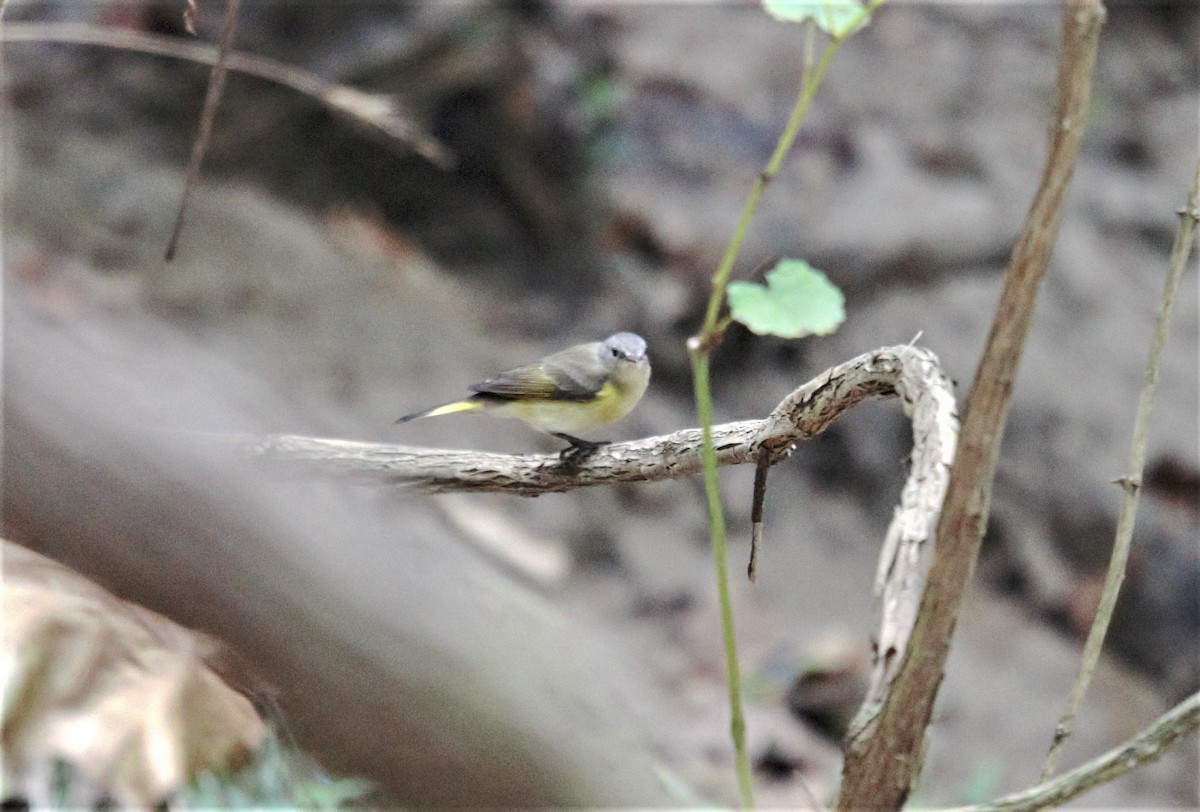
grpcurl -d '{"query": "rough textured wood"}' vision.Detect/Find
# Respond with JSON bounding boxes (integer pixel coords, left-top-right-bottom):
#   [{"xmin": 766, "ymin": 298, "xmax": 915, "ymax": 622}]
[
  {"xmin": 225, "ymin": 344, "xmax": 959, "ymax": 737},
  {"xmin": 227, "ymin": 345, "xmax": 952, "ymax": 490},
  {"xmin": 836, "ymin": 3, "xmax": 1107, "ymax": 809}
]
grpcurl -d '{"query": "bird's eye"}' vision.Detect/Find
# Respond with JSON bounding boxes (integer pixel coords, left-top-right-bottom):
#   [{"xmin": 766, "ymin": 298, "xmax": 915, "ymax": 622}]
[{"xmin": 611, "ymin": 347, "xmax": 621, "ymax": 358}]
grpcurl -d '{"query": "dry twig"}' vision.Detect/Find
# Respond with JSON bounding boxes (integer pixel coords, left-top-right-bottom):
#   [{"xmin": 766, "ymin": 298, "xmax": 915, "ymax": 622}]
[
  {"xmin": 1040, "ymin": 158, "xmax": 1200, "ymax": 779},
  {"xmin": 165, "ymin": 0, "xmax": 241, "ymax": 262},
  {"xmin": 954, "ymin": 690, "xmax": 1200, "ymax": 812},
  {"xmin": 2, "ymin": 22, "xmax": 450, "ymax": 166},
  {"xmin": 223, "ymin": 345, "xmax": 959, "ymax": 719},
  {"xmin": 836, "ymin": 2, "xmax": 1106, "ymax": 808}
]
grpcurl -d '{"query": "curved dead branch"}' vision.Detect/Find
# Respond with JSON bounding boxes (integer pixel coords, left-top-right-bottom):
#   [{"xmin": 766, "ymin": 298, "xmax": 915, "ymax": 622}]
[{"xmin": 225, "ymin": 344, "xmax": 959, "ymax": 715}]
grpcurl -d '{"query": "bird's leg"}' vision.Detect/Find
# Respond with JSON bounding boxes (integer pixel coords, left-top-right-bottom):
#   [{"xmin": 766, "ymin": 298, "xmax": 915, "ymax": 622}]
[{"xmin": 552, "ymin": 433, "xmax": 610, "ymax": 464}]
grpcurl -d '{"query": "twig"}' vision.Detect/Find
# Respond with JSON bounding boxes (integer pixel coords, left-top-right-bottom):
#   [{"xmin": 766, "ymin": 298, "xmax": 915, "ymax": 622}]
[
  {"xmin": 952, "ymin": 690, "xmax": 1200, "ymax": 812},
  {"xmin": 1039, "ymin": 159, "xmax": 1200, "ymax": 780},
  {"xmin": 183, "ymin": 0, "xmax": 199, "ymax": 36},
  {"xmin": 224, "ymin": 346, "xmax": 957, "ymax": 724},
  {"xmin": 747, "ymin": 449, "xmax": 769, "ymax": 582},
  {"xmin": 223, "ymin": 346, "xmax": 954, "ymax": 493},
  {"xmin": 165, "ymin": 0, "xmax": 241, "ymax": 262},
  {"xmin": 1, "ymin": 22, "xmax": 451, "ymax": 166},
  {"xmin": 836, "ymin": 2, "xmax": 1106, "ymax": 809}
]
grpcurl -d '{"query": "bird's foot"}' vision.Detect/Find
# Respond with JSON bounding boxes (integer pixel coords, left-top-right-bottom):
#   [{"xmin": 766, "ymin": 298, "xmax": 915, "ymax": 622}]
[{"xmin": 553, "ymin": 433, "xmax": 610, "ymax": 466}]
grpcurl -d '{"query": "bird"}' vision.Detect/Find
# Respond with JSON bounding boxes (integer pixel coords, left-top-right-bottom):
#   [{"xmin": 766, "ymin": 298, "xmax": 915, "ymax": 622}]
[{"xmin": 395, "ymin": 332, "xmax": 650, "ymax": 460}]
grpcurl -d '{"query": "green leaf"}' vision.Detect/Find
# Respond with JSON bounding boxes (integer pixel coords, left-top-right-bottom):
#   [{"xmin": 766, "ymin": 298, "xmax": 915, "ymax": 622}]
[
  {"xmin": 762, "ymin": 0, "xmax": 871, "ymax": 38},
  {"xmin": 727, "ymin": 259, "xmax": 845, "ymax": 339}
]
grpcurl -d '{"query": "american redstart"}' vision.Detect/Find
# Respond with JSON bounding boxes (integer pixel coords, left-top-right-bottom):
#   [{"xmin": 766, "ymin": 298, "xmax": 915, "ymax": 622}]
[{"xmin": 396, "ymin": 332, "xmax": 651, "ymax": 457}]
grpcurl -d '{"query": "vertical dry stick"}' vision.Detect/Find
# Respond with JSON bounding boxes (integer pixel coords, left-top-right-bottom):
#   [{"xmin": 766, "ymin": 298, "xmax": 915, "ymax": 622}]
[
  {"xmin": 836, "ymin": 2, "xmax": 1106, "ymax": 808},
  {"xmin": 165, "ymin": 0, "xmax": 241, "ymax": 262},
  {"xmin": 1039, "ymin": 160, "xmax": 1200, "ymax": 780},
  {"xmin": 183, "ymin": 0, "xmax": 200, "ymax": 36},
  {"xmin": 747, "ymin": 449, "xmax": 770, "ymax": 582}
]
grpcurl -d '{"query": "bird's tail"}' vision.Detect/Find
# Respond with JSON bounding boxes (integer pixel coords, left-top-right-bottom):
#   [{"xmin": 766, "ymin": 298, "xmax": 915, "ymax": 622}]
[{"xmin": 394, "ymin": 398, "xmax": 483, "ymax": 424}]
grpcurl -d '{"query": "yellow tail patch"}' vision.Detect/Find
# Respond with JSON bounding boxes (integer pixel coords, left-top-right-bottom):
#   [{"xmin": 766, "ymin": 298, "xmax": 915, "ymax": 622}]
[
  {"xmin": 396, "ymin": 399, "xmax": 483, "ymax": 424},
  {"xmin": 424, "ymin": 400, "xmax": 482, "ymax": 418}
]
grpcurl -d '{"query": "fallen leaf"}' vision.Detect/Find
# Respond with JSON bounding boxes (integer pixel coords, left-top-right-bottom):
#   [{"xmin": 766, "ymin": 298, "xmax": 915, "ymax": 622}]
[{"xmin": 2, "ymin": 540, "xmax": 266, "ymax": 806}]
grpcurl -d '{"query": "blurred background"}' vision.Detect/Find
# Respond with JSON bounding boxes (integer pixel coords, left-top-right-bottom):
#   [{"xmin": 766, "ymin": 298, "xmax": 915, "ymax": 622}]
[{"xmin": 4, "ymin": 0, "xmax": 1198, "ymax": 807}]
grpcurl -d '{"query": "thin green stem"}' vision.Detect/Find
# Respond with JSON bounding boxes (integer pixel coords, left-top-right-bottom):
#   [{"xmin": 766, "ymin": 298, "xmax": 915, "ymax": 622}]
[
  {"xmin": 700, "ymin": 39, "xmax": 839, "ymax": 338},
  {"xmin": 690, "ymin": 346, "xmax": 754, "ymax": 808},
  {"xmin": 699, "ymin": 0, "xmax": 887, "ymax": 339},
  {"xmin": 688, "ymin": 6, "xmax": 889, "ymax": 805}
]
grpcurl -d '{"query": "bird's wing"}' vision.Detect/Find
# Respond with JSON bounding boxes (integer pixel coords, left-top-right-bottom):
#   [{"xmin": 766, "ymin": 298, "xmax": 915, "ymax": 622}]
[{"xmin": 470, "ymin": 343, "xmax": 605, "ymax": 401}]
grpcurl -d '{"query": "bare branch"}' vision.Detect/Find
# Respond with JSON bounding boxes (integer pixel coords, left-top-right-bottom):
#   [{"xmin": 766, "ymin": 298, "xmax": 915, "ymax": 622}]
[
  {"xmin": 165, "ymin": 0, "xmax": 241, "ymax": 262},
  {"xmin": 223, "ymin": 421, "xmax": 761, "ymax": 495},
  {"xmin": 226, "ymin": 344, "xmax": 954, "ymax": 484},
  {"xmin": 837, "ymin": 2, "xmax": 1107, "ymax": 808},
  {"xmin": 224, "ymin": 345, "xmax": 958, "ymax": 717},
  {"xmin": 2, "ymin": 22, "xmax": 451, "ymax": 167},
  {"xmin": 952, "ymin": 690, "xmax": 1200, "ymax": 812},
  {"xmin": 1041, "ymin": 159, "xmax": 1200, "ymax": 779}
]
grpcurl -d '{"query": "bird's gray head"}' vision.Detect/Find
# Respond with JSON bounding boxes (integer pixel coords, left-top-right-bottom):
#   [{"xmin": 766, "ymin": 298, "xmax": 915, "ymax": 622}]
[{"xmin": 603, "ymin": 332, "xmax": 648, "ymax": 364}]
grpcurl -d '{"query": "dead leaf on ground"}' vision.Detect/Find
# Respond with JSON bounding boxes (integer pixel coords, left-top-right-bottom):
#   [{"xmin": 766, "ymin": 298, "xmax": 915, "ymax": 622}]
[{"xmin": 2, "ymin": 540, "xmax": 266, "ymax": 806}]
